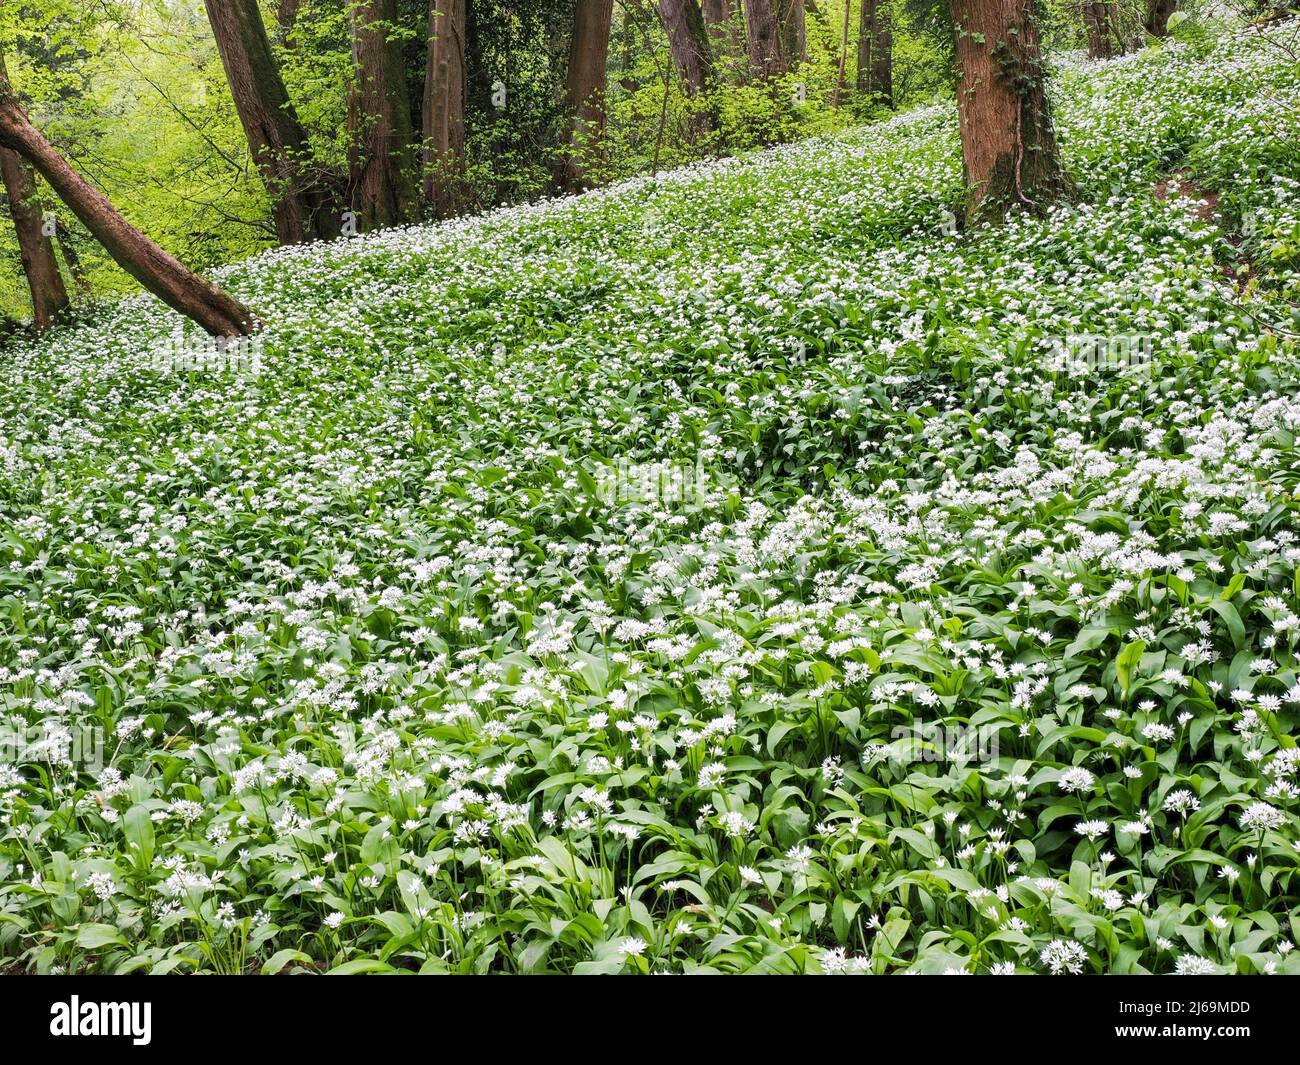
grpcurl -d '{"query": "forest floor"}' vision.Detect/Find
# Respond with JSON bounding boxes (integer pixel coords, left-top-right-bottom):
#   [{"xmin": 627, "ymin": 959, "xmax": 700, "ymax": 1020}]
[{"xmin": 1, "ymin": 27, "xmax": 1300, "ymax": 974}]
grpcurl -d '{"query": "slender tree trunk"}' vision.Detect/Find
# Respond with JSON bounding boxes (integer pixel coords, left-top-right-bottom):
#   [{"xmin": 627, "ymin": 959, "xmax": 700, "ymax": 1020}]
[
  {"xmin": 423, "ymin": 0, "xmax": 469, "ymax": 218},
  {"xmin": 832, "ymin": 0, "xmax": 851, "ymax": 107},
  {"xmin": 743, "ymin": 0, "xmax": 786, "ymax": 77},
  {"xmin": 857, "ymin": 0, "xmax": 893, "ymax": 105},
  {"xmin": 204, "ymin": 0, "xmax": 336, "ymax": 244},
  {"xmin": 659, "ymin": 0, "xmax": 713, "ymax": 96},
  {"xmin": 0, "ymin": 93, "xmax": 252, "ymax": 334},
  {"xmin": 557, "ymin": 0, "xmax": 613, "ymax": 192},
  {"xmin": 1, "ymin": 145, "xmax": 70, "ymax": 330},
  {"xmin": 778, "ymin": 0, "xmax": 806, "ymax": 65},
  {"xmin": 1144, "ymin": 0, "xmax": 1177, "ymax": 36},
  {"xmin": 949, "ymin": 0, "xmax": 1070, "ymax": 224},
  {"xmin": 348, "ymin": 0, "xmax": 420, "ymax": 229}
]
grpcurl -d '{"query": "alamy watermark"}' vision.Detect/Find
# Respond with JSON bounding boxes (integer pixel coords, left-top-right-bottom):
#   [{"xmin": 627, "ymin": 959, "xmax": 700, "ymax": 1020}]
[
  {"xmin": 148, "ymin": 327, "xmax": 263, "ymax": 377},
  {"xmin": 593, "ymin": 454, "xmax": 709, "ymax": 507},
  {"xmin": 1, "ymin": 722, "xmax": 106, "ymax": 774},
  {"xmin": 877, "ymin": 722, "xmax": 1001, "ymax": 765},
  {"xmin": 1049, "ymin": 332, "xmax": 1154, "ymax": 372}
]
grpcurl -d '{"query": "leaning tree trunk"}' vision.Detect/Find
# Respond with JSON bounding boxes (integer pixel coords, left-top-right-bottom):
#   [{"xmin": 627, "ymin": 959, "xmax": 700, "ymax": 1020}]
[
  {"xmin": 0, "ymin": 145, "xmax": 70, "ymax": 330},
  {"xmin": 949, "ymin": 0, "xmax": 1070, "ymax": 224},
  {"xmin": 557, "ymin": 0, "xmax": 613, "ymax": 192},
  {"xmin": 743, "ymin": 0, "xmax": 787, "ymax": 77},
  {"xmin": 659, "ymin": 0, "xmax": 713, "ymax": 96},
  {"xmin": 0, "ymin": 81, "xmax": 252, "ymax": 335},
  {"xmin": 1144, "ymin": 0, "xmax": 1177, "ymax": 36},
  {"xmin": 204, "ymin": 0, "xmax": 337, "ymax": 244},
  {"xmin": 423, "ymin": 0, "xmax": 469, "ymax": 218},
  {"xmin": 857, "ymin": 0, "xmax": 893, "ymax": 105},
  {"xmin": 348, "ymin": 0, "xmax": 420, "ymax": 229}
]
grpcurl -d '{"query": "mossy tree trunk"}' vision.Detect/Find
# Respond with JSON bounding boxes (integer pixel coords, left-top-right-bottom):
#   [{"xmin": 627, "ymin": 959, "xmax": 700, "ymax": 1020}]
[
  {"xmin": 348, "ymin": 0, "xmax": 420, "ymax": 230},
  {"xmin": 659, "ymin": 0, "xmax": 713, "ymax": 97},
  {"xmin": 950, "ymin": 0, "xmax": 1071, "ymax": 225}
]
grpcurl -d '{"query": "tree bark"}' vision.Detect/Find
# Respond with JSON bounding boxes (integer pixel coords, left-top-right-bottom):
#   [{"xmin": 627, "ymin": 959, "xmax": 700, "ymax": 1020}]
[
  {"xmin": 659, "ymin": 0, "xmax": 713, "ymax": 96},
  {"xmin": 778, "ymin": 0, "xmax": 805, "ymax": 65},
  {"xmin": 857, "ymin": 0, "xmax": 893, "ymax": 105},
  {"xmin": 0, "ymin": 99, "xmax": 253, "ymax": 334},
  {"xmin": 55, "ymin": 217, "xmax": 92, "ymax": 299},
  {"xmin": 1, "ymin": 144, "xmax": 70, "ymax": 330},
  {"xmin": 204, "ymin": 0, "xmax": 336, "ymax": 244},
  {"xmin": 557, "ymin": 0, "xmax": 613, "ymax": 192},
  {"xmin": 702, "ymin": 0, "xmax": 743, "ymax": 62},
  {"xmin": 423, "ymin": 0, "xmax": 469, "ymax": 218},
  {"xmin": 1082, "ymin": 2, "xmax": 1122, "ymax": 58},
  {"xmin": 743, "ymin": 0, "xmax": 786, "ymax": 77},
  {"xmin": 348, "ymin": 0, "xmax": 420, "ymax": 229},
  {"xmin": 949, "ymin": 0, "xmax": 1070, "ymax": 224},
  {"xmin": 1144, "ymin": 0, "xmax": 1177, "ymax": 36},
  {"xmin": 277, "ymin": 0, "xmax": 300, "ymax": 41}
]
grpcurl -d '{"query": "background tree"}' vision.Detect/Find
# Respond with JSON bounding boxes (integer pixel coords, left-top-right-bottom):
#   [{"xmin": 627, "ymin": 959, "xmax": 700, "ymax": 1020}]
[
  {"xmin": 1082, "ymin": 2, "xmax": 1123, "ymax": 57},
  {"xmin": 348, "ymin": 0, "xmax": 420, "ymax": 228},
  {"xmin": 858, "ymin": 0, "xmax": 893, "ymax": 105},
  {"xmin": 423, "ymin": 0, "xmax": 469, "ymax": 217},
  {"xmin": 557, "ymin": 0, "xmax": 614, "ymax": 191},
  {"xmin": 204, "ymin": 0, "xmax": 338, "ymax": 243},
  {"xmin": 779, "ymin": 0, "xmax": 807, "ymax": 64},
  {"xmin": 0, "ymin": 46, "xmax": 70, "ymax": 332},
  {"xmin": 1145, "ymin": 0, "xmax": 1177, "ymax": 36},
  {"xmin": 0, "ymin": 141, "xmax": 70, "ymax": 330},
  {"xmin": 743, "ymin": 0, "xmax": 787, "ymax": 76},
  {"xmin": 948, "ymin": 0, "xmax": 1070, "ymax": 223},
  {"xmin": 659, "ymin": 0, "xmax": 714, "ymax": 96}
]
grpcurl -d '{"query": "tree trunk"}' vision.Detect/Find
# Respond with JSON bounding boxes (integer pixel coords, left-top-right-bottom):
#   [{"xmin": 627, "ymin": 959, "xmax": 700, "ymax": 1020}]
[
  {"xmin": 857, "ymin": 0, "xmax": 893, "ymax": 105},
  {"xmin": 1144, "ymin": 0, "xmax": 1177, "ymax": 36},
  {"xmin": 55, "ymin": 217, "xmax": 92, "ymax": 299},
  {"xmin": 348, "ymin": 0, "xmax": 420, "ymax": 229},
  {"xmin": 0, "ymin": 69, "xmax": 252, "ymax": 335},
  {"xmin": 1082, "ymin": 2, "xmax": 1121, "ymax": 58},
  {"xmin": 204, "ymin": 0, "xmax": 336, "ymax": 244},
  {"xmin": 832, "ymin": 0, "xmax": 851, "ymax": 107},
  {"xmin": 702, "ymin": 0, "xmax": 743, "ymax": 62},
  {"xmin": 659, "ymin": 0, "xmax": 713, "ymax": 96},
  {"xmin": 1, "ymin": 144, "xmax": 70, "ymax": 330},
  {"xmin": 423, "ymin": 0, "xmax": 469, "ymax": 218},
  {"xmin": 949, "ymin": 0, "xmax": 1070, "ymax": 224},
  {"xmin": 557, "ymin": 0, "xmax": 613, "ymax": 192},
  {"xmin": 778, "ymin": 0, "xmax": 805, "ymax": 65},
  {"xmin": 743, "ymin": 0, "xmax": 786, "ymax": 77},
  {"xmin": 277, "ymin": 0, "xmax": 300, "ymax": 42}
]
